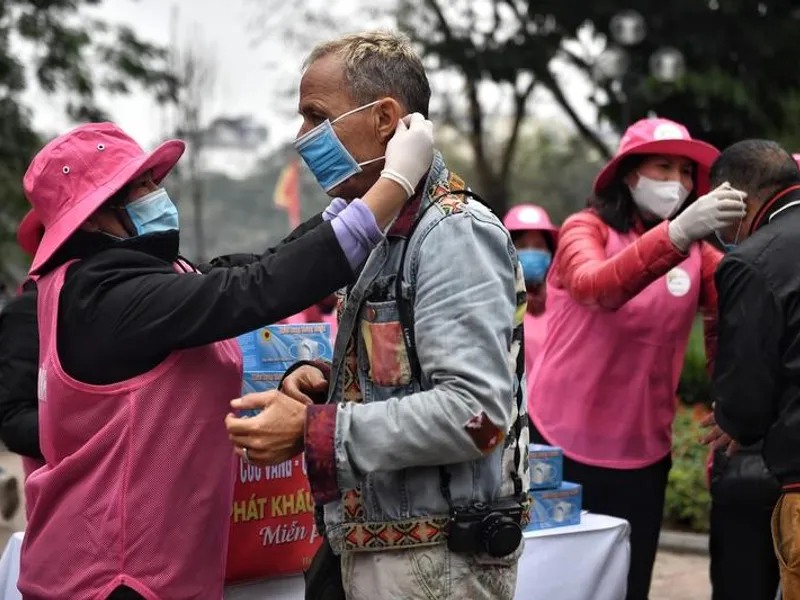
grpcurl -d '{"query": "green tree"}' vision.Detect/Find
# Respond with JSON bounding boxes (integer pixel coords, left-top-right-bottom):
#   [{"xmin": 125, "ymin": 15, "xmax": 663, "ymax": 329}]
[
  {"xmin": 398, "ymin": 1, "xmax": 800, "ymax": 209},
  {"xmin": 566, "ymin": 1, "xmax": 800, "ymax": 151},
  {"xmin": 439, "ymin": 123, "xmax": 604, "ymax": 222},
  {"xmin": 0, "ymin": 0, "xmax": 178, "ymax": 280},
  {"xmin": 396, "ymin": 0, "xmax": 613, "ymax": 216},
  {"xmin": 250, "ymin": 1, "xmax": 800, "ymax": 213}
]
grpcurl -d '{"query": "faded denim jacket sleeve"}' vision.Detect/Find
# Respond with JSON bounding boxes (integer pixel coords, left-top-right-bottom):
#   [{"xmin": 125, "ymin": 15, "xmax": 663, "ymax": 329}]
[{"xmin": 304, "ymin": 205, "xmax": 518, "ymax": 504}]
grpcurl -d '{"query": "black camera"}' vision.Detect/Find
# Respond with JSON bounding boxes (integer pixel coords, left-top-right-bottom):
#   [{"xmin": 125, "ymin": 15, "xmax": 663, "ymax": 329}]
[{"xmin": 446, "ymin": 498, "xmax": 524, "ymax": 558}]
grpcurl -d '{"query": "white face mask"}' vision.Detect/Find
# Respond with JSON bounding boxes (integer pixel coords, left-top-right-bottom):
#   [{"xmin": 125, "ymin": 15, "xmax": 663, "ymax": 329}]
[{"xmin": 629, "ymin": 174, "xmax": 691, "ymax": 220}]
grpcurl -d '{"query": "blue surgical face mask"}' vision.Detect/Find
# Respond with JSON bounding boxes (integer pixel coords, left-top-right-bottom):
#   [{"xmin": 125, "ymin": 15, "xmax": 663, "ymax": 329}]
[
  {"xmin": 294, "ymin": 100, "xmax": 385, "ymax": 192},
  {"xmin": 518, "ymin": 249, "xmax": 552, "ymax": 284},
  {"xmin": 715, "ymin": 232, "xmax": 737, "ymax": 253},
  {"xmin": 124, "ymin": 188, "xmax": 179, "ymax": 236}
]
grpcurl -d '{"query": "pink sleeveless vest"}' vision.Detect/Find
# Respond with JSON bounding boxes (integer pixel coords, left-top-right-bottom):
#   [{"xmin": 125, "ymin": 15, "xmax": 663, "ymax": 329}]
[
  {"xmin": 20, "ymin": 261, "xmax": 243, "ymax": 600},
  {"xmin": 529, "ymin": 229, "xmax": 701, "ymax": 469}
]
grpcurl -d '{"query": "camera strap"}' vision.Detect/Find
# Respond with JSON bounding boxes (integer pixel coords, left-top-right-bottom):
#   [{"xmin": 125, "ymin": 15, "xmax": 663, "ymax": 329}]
[{"xmin": 394, "ymin": 188, "xmax": 524, "ymax": 512}]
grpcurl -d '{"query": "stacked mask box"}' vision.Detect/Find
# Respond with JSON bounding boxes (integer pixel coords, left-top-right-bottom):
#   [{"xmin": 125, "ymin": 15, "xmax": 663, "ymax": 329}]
[
  {"xmin": 526, "ymin": 482, "xmax": 582, "ymax": 531},
  {"xmin": 526, "ymin": 444, "xmax": 582, "ymax": 531},
  {"xmin": 225, "ymin": 323, "xmax": 333, "ymax": 583},
  {"xmin": 528, "ymin": 444, "xmax": 563, "ymax": 490}
]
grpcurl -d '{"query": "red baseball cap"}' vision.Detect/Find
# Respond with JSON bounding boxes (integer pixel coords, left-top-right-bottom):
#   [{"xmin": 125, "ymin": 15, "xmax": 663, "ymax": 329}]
[{"xmin": 593, "ymin": 118, "xmax": 719, "ymax": 196}]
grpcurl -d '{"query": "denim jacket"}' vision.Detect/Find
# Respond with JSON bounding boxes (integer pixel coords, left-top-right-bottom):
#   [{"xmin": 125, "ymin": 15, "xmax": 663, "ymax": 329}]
[{"xmin": 303, "ymin": 152, "xmax": 529, "ymax": 554}]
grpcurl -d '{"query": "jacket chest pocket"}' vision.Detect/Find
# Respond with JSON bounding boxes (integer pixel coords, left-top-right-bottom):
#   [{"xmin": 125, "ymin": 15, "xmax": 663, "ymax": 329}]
[{"xmin": 358, "ymin": 299, "xmax": 412, "ymax": 388}]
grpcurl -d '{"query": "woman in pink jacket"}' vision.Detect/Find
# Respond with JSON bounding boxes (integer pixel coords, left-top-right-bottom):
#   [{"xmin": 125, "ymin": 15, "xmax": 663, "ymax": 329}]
[{"xmin": 528, "ymin": 118, "xmax": 745, "ymax": 600}]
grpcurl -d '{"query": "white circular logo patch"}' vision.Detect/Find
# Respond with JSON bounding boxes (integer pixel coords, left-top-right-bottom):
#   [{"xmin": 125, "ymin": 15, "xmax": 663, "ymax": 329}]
[
  {"xmin": 518, "ymin": 207, "xmax": 542, "ymax": 224},
  {"xmin": 666, "ymin": 267, "xmax": 691, "ymax": 297},
  {"xmin": 653, "ymin": 123, "xmax": 685, "ymax": 140}
]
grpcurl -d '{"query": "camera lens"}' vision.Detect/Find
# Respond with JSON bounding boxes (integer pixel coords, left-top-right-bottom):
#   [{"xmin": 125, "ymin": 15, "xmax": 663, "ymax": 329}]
[{"xmin": 481, "ymin": 513, "xmax": 522, "ymax": 558}]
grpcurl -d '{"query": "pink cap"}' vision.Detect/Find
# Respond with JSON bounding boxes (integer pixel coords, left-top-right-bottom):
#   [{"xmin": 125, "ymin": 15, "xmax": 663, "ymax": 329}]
[
  {"xmin": 793, "ymin": 153, "xmax": 800, "ymax": 168},
  {"xmin": 593, "ymin": 118, "xmax": 719, "ymax": 196},
  {"xmin": 16, "ymin": 209, "xmax": 44, "ymax": 257},
  {"xmin": 503, "ymin": 204, "xmax": 559, "ymax": 246},
  {"xmin": 23, "ymin": 122, "xmax": 185, "ymax": 273}
]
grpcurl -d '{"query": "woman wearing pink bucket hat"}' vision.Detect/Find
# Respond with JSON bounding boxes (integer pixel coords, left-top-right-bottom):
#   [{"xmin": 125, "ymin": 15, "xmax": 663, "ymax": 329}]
[
  {"xmin": 17, "ymin": 119, "xmax": 433, "ymax": 600},
  {"xmin": 502, "ymin": 204, "xmax": 558, "ymax": 372},
  {"xmin": 527, "ymin": 117, "xmax": 747, "ymax": 600}
]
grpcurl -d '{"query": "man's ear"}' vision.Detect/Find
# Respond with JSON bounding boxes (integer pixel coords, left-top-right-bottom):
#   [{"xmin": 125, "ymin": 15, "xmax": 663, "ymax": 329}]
[{"xmin": 374, "ymin": 98, "xmax": 403, "ymax": 145}]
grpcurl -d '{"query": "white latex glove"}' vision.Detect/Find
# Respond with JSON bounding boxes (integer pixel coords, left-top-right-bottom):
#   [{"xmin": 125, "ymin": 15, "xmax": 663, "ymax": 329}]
[
  {"xmin": 668, "ymin": 182, "xmax": 747, "ymax": 252},
  {"xmin": 380, "ymin": 113, "xmax": 435, "ymax": 197}
]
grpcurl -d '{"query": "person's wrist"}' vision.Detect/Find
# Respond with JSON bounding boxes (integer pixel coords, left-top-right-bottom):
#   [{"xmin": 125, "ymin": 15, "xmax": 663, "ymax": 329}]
[
  {"xmin": 362, "ymin": 177, "xmax": 410, "ymax": 229},
  {"xmin": 294, "ymin": 403, "xmax": 308, "ymax": 452},
  {"xmin": 668, "ymin": 220, "xmax": 691, "ymax": 253},
  {"xmin": 380, "ymin": 170, "xmax": 414, "ymax": 198}
]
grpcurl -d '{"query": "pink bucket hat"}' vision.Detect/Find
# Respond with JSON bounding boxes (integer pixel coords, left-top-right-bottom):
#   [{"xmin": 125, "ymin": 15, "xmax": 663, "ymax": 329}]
[
  {"xmin": 16, "ymin": 209, "xmax": 45, "ymax": 257},
  {"xmin": 593, "ymin": 118, "xmax": 719, "ymax": 197},
  {"xmin": 23, "ymin": 122, "xmax": 185, "ymax": 273},
  {"xmin": 504, "ymin": 204, "xmax": 559, "ymax": 246}
]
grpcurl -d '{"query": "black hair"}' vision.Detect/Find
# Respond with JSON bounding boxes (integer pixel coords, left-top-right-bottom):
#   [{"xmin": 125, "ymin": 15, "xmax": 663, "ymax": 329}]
[
  {"xmin": 709, "ymin": 140, "xmax": 800, "ymax": 199},
  {"xmin": 510, "ymin": 229, "xmax": 556, "ymax": 255},
  {"xmin": 587, "ymin": 154, "xmax": 698, "ymax": 233},
  {"xmin": 102, "ymin": 184, "xmax": 131, "ymax": 209}
]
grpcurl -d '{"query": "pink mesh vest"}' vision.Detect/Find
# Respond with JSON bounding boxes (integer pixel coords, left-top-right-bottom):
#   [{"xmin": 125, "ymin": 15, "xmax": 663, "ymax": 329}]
[
  {"xmin": 529, "ymin": 230, "xmax": 701, "ymax": 469},
  {"xmin": 20, "ymin": 261, "xmax": 243, "ymax": 600}
]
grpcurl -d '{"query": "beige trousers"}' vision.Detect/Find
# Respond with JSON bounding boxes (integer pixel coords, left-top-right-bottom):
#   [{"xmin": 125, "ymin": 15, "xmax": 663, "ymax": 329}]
[{"xmin": 340, "ymin": 541, "xmax": 523, "ymax": 600}]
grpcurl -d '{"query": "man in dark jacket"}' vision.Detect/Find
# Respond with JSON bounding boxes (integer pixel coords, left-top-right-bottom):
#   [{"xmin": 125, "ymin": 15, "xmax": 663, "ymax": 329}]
[{"xmin": 704, "ymin": 139, "xmax": 800, "ymax": 600}]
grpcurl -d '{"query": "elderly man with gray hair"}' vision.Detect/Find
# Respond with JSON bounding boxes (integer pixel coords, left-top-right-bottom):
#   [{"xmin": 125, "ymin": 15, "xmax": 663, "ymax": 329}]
[{"xmin": 225, "ymin": 30, "xmax": 529, "ymax": 599}]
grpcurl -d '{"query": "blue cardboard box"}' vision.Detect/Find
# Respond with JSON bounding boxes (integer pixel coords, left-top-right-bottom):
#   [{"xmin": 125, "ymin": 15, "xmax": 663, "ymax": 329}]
[
  {"xmin": 236, "ymin": 323, "xmax": 334, "ymax": 417},
  {"xmin": 528, "ymin": 444, "xmax": 563, "ymax": 490},
  {"xmin": 236, "ymin": 372, "xmax": 284, "ymax": 417},
  {"xmin": 237, "ymin": 323, "xmax": 333, "ymax": 373},
  {"xmin": 525, "ymin": 482, "xmax": 582, "ymax": 531}
]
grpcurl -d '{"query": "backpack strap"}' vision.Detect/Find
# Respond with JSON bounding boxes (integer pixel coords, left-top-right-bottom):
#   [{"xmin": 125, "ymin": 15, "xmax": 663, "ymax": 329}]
[{"xmin": 393, "ymin": 184, "xmax": 525, "ymax": 505}]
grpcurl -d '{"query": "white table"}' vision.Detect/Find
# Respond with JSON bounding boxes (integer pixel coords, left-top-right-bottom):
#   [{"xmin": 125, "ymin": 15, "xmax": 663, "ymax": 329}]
[
  {"xmin": 0, "ymin": 531, "xmax": 21, "ymax": 600},
  {"xmin": 0, "ymin": 513, "xmax": 630, "ymax": 600}
]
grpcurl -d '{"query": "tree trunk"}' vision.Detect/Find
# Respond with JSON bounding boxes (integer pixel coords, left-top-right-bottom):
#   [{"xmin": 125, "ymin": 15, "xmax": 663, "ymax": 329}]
[{"xmin": 474, "ymin": 164, "xmax": 510, "ymax": 218}]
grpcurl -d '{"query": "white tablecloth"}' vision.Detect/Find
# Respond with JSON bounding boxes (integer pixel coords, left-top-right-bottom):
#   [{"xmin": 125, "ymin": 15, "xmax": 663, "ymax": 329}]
[
  {"xmin": 0, "ymin": 531, "xmax": 21, "ymax": 600},
  {"xmin": 0, "ymin": 513, "xmax": 630, "ymax": 600}
]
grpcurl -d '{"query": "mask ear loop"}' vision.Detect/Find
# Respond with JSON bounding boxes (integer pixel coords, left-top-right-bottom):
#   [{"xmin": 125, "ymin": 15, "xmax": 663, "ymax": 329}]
[{"xmin": 732, "ymin": 190, "xmax": 745, "ymax": 245}]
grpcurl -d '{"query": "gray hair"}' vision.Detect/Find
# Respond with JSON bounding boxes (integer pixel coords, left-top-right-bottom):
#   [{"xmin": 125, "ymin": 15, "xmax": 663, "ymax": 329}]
[{"xmin": 303, "ymin": 30, "xmax": 431, "ymax": 117}]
